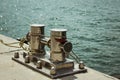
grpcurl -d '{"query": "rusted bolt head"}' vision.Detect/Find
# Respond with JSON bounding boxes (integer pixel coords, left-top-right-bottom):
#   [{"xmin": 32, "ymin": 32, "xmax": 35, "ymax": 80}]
[
  {"xmin": 25, "ymin": 56, "xmax": 30, "ymax": 63},
  {"xmin": 79, "ymin": 61, "xmax": 85, "ymax": 69},
  {"xmin": 14, "ymin": 52, "xmax": 19, "ymax": 58},
  {"xmin": 50, "ymin": 67, "xmax": 56, "ymax": 75},
  {"xmin": 23, "ymin": 52, "xmax": 27, "ymax": 58},
  {"xmin": 36, "ymin": 61, "xmax": 42, "ymax": 69}
]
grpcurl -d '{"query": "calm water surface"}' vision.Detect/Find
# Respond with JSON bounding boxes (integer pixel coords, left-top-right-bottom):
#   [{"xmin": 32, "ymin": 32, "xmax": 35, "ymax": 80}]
[{"xmin": 0, "ymin": 0, "xmax": 120, "ymax": 75}]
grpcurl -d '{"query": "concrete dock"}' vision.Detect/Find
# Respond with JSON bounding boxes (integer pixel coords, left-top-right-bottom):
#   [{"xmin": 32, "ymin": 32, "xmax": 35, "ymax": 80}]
[{"xmin": 0, "ymin": 34, "xmax": 119, "ymax": 80}]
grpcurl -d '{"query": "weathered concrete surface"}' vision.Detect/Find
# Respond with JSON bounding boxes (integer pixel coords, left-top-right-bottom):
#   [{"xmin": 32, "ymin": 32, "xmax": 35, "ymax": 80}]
[{"xmin": 0, "ymin": 34, "xmax": 119, "ymax": 80}]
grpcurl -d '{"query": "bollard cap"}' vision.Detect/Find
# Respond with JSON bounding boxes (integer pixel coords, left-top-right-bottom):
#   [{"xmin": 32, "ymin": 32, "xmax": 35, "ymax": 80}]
[
  {"xmin": 50, "ymin": 29, "xmax": 67, "ymax": 39},
  {"xmin": 31, "ymin": 24, "xmax": 45, "ymax": 27},
  {"xmin": 51, "ymin": 29, "xmax": 67, "ymax": 32}
]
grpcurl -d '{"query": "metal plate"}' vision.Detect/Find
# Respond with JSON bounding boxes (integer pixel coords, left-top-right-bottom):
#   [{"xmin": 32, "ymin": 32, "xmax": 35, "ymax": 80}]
[{"xmin": 12, "ymin": 56, "xmax": 87, "ymax": 79}]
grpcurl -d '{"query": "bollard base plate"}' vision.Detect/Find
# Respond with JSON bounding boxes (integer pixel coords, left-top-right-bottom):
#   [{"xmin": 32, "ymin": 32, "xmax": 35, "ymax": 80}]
[{"xmin": 12, "ymin": 55, "xmax": 87, "ymax": 79}]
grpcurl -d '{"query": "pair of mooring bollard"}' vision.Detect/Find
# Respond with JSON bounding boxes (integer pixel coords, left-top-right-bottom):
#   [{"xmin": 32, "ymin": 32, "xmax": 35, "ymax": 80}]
[{"xmin": 12, "ymin": 24, "xmax": 87, "ymax": 78}]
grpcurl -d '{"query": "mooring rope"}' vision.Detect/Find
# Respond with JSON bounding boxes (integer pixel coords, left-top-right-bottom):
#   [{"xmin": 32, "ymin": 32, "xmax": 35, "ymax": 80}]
[
  {"xmin": 0, "ymin": 39, "xmax": 20, "ymax": 48},
  {"xmin": 19, "ymin": 37, "xmax": 29, "ymax": 51},
  {"xmin": 0, "ymin": 38, "xmax": 29, "ymax": 51},
  {"xmin": 69, "ymin": 50, "xmax": 81, "ymax": 63}
]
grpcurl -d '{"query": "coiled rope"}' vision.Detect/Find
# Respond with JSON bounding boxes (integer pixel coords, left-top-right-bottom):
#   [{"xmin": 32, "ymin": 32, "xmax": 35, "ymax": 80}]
[{"xmin": 0, "ymin": 37, "xmax": 29, "ymax": 51}]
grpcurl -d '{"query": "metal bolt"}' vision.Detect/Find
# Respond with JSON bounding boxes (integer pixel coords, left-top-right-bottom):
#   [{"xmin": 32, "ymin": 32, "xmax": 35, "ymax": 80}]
[
  {"xmin": 79, "ymin": 61, "xmax": 85, "ymax": 69},
  {"xmin": 25, "ymin": 56, "xmax": 30, "ymax": 63},
  {"xmin": 14, "ymin": 52, "xmax": 19, "ymax": 58},
  {"xmin": 31, "ymin": 56, "xmax": 38, "ymax": 63},
  {"xmin": 50, "ymin": 67, "xmax": 56, "ymax": 75},
  {"xmin": 23, "ymin": 52, "xmax": 27, "ymax": 58},
  {"xmin": 36, "ymin": 61, "xmax": 42, "ymax": 69}
]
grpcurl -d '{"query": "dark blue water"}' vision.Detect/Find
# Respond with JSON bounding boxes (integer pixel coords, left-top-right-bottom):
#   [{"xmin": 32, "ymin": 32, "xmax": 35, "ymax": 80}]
[{"xmin": 0, "ymin": 0, "xmax": 120, "ymax": 75}]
